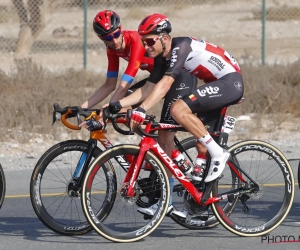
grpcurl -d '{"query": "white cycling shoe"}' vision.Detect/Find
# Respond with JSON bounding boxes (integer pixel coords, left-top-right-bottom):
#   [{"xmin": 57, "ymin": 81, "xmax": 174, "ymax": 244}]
[
  {"xmin": 172, "ymin": 208, "xmax": 188, "ymax": 218},
  {"xmin": 204, "ymin": 150, "xmax": 231, "ymax": 183},
  {"xmin": 137, "ymin": 202, "xmax": 173, "ymax": 217}
]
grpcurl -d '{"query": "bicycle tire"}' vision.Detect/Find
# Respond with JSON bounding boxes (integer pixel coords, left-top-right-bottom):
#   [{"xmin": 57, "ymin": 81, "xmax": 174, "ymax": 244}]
[
  {"xmin": 211, "ymin": 140, "xmax": 294, "ymax": 236},
  {"xmin": 170, "ymin": 136, "xmax": 240, "ymax": 230},
  {"xmin": 81, "ymin": 144, "xmax": 170, "ymax": 243},
  {"xmin": 30, "ymin": 140, "xmax": 116, "ymax": 236},
  {"xmin": 298, "ymin": 160, "xmax": 300, "ymax": 189},
  {"xmin": 0, "ymin": 163, "xmax": 5, "ymax": 209}
]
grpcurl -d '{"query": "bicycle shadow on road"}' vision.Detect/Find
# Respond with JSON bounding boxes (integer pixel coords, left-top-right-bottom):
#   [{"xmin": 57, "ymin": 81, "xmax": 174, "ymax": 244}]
[{"xmin": 0, "ymin": 216, "xmax": 106, "ymax": 244}]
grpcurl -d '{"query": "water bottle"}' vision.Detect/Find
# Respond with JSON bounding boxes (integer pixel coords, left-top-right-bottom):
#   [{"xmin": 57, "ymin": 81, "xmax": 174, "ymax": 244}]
[
  {"xmin": 171, "ymin": 150, "xmax": 193, "ymax": 175},
  {"xmin": 192, "ymin": 157, "xmax": 207, "ymax": 181}
]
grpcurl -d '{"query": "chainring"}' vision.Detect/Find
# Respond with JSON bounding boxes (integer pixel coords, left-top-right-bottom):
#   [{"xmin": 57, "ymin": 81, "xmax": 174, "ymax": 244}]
[{"xmin": 136, "ymin": 177, "xmax": 160, "ymax": 208}]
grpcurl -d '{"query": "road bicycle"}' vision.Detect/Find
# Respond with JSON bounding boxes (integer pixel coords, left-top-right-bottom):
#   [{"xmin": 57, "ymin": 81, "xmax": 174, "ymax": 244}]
[
  {"xmin": 30, "ymin": 104, "xmax": 238, "ymax": 235},
  {"xmin": 0, "ymin": 163, "xmax": 5, "ymax": 209},
  {"xmin": 81, "ymin": 101, "xmax": 295, "ymax": 242}
]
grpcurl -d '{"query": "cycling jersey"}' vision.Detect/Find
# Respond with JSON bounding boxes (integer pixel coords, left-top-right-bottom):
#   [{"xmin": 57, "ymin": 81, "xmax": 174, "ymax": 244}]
[
  {"xmin": 106, "ymin": 30, "xmax": 153, "ymax": 84},
  {"xmin": 149, "ymin": 37, "xmax": 241, "ymax": 84}
]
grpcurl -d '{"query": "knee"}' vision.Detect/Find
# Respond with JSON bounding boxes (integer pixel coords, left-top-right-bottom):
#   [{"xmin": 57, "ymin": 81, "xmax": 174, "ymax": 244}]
[
  {"xmin": 170, "ymin": 101, "xmax": 181, "ymax": 120},
  {"xmin": 170, "ymin": 100, "xmax": 190, "ymax": 121}
]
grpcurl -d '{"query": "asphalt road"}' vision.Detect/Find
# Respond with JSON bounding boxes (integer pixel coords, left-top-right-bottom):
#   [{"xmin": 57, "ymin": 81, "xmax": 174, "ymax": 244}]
[{"xmin": 0, "ymin": 161, "xmax": 299, "ymax": 250}]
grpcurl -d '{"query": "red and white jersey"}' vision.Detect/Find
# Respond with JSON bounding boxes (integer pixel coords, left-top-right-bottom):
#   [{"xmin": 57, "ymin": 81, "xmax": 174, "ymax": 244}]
[{"xmin": 162, "ymin": 37, "xmax": 241, "ymax": 83}]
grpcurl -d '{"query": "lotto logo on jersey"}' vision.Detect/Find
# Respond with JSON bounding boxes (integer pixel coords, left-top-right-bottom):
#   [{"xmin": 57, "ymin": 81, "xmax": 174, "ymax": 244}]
[
  {"xmin": 170, "ymin": 47, "xmax": 179, "ymax": 67},
  {"xmin": 189, "ymin": 94, "xmax": 197, "ymax": 101},
  {"xmin": 197, "ymin": 86, "xmax": 220, "ymax": 97}
]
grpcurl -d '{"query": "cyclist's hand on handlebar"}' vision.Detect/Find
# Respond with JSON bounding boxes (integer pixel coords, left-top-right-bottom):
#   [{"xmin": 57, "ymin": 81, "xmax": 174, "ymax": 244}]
[
  {"xmin": 108, "ymin": 101, "xmax": 122, "ymax": 114},
  {"xmin": 84, "ymin": 118, "xmax": 103, "ymax": 131},
  {"xmin": 130, "ymin": 107, "xmax": 146, "ymax": 129},
  {"xmin": 99, "ymin": 103, "xmax": 110, "ymax": 126},
  {"xmin": 79, "ymin": 120, "xmax": 88, "ymax": 130}
]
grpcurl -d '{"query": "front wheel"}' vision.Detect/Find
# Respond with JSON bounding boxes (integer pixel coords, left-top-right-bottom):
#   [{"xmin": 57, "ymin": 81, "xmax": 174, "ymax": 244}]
[
  {"xmin": 0, "ymin": 163, "xmax": 6, "ymax": 209},
  {"xmin": 30, "ymin": 140, "xmax": 109, "ymax": 236},
  {"xmin": 82, "ymin": 144, "xmax": 170, "ymax": 243},
  {"xmin": 211, "ymin": 140, "xmax": 294, "ymax": 236}
]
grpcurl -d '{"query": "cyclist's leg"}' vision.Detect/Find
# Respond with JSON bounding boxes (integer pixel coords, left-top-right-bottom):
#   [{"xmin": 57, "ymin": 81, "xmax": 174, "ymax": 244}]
[
  {"xmin": 138, "ymin": 71, "xmax": 197, "ymax": 217},
  {"xmin": 171, "ymin": 72, "xmax": 244, "ymax": 182}
]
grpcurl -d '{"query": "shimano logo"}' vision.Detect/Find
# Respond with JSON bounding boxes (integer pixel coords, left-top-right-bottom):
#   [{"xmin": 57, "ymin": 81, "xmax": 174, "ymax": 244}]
[
  {"xmin": 208, "ymin": 56, "xmax": 225, "ymax": 71},
  {"xmin": 176, "ymin": 82, "xmax": 189, "ymax": 90},
  {"xmin": 197, "ymin": 86, "xmax": 220, "ymax": 97},
  {"xmin": 170, "ymin": 47, "xmax": 179, "ymax": 67}
]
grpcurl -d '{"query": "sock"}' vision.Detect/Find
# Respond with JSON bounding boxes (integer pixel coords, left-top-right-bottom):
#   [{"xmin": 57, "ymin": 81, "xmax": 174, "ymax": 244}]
[
  {"xmin": 198, "ymin": 133, "xmax": 224, "ymax": 159},
  {"xmin": 168, "ymin": 177, "xmax": 174, "ymax": 206}
]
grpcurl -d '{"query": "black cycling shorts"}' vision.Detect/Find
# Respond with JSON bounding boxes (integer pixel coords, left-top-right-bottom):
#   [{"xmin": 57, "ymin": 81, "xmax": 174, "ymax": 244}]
[{"xmin": 181, "ymin": 72, "xmax": 244, "ymax": 114}]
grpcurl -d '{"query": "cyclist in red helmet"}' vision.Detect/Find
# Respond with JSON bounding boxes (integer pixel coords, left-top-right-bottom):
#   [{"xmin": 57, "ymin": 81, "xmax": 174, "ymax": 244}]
[
  {"xmin": 108, "ymin": 13, "xmax": 244, "ymax": 217},
  {"xmin": 81, "ymin": 10, "xmax": 152, "ymax": 108},
  {"xmin": 81, "ymin": 11, "xmax": 198, "ymax": 218}
]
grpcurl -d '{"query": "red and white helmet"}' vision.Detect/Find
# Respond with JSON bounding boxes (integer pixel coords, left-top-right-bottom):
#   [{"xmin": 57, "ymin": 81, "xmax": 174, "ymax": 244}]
[
  {"xmin": 93, "ymin": 10, "xmax": 121, "ymax": 36},
  {"xmin": 138, "ymin": 13, "xmax": 172, "ymax": 35}
]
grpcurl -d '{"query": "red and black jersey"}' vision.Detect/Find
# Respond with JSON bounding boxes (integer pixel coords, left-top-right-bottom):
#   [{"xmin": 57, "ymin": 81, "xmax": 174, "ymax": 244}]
[{"xmin": 149, "ymin": 37, "xmax": 241, "ymax": 84}]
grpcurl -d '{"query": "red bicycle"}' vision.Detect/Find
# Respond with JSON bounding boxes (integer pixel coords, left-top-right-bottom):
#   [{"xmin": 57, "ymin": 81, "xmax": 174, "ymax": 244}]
[
  {"xmin": 30, "ymin": 104, "xmax": 234, "ymax": 235},
  {"xmin": 81, "ymin": 101, "xmax": 295, "ymax": 242}
]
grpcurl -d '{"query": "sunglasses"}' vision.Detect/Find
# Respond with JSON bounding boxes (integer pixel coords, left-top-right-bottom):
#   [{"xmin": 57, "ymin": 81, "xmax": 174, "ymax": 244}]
[
  {"xmin": 100, "ymin": 29, "xmax": 121, "ymax": 41},
  {"xmin": 141, "ymin": 36, "xmax": 162, "ymax": 47}
]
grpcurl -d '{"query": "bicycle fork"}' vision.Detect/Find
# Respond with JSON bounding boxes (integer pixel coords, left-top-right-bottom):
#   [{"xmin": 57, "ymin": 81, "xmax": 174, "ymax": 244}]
[
  {"xmin": 122, "ymin": 140, "xmax": 150, "ymax": 197},
  {"xmin": 68, "ymin": 139, "xmax": 98, "ymax": 196}
]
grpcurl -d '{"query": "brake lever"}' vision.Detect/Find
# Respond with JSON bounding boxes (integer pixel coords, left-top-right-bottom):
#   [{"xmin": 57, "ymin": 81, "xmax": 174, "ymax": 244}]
[
  {"xmin": 52, "ymin": 111, "xmax": 57, "ymax": 126},
  {"xmin": 76, "ymin": 112, "xmax": 82, "ymax": 127},
  {"xmin": 126, "ymin": 109, "xmax": 134, "ymax": 134},
  {"xmin": 102, "ymin": 108, "xmax": 111, "ymax": 129},
  {"xmin": 52, "ymin": 103, "xmax": 61, "ymax": 126}
]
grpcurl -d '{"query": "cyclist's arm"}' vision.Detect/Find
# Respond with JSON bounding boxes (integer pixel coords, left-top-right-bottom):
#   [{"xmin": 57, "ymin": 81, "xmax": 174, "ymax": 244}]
[
  {"xmin": 81, "ymin": 51, "xmax": 120, "ymax": 108},
  {"xmin": 139, "ymin": 75, "xmax": 174, "ymax": 111},
  {"xmin": 118, "ymin": 80, "xmax": 155, "ymax": 108},
  {"xmin": 81, "ymin": 77, "xmax": 118, "ymax": 108},
  {"xmin": 110, "ymin": 34, "xmax": 146, "ymax": 102}
]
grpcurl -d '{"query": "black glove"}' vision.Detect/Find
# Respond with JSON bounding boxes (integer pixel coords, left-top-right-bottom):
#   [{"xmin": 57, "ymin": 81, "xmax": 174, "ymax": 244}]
[
  {"xmin": 86, "ymin": 118, "xmax": 103, "ymax": 131},
  {"xmin": 109, "ymin": 101, "xmax": 122, "ymax": 114}
]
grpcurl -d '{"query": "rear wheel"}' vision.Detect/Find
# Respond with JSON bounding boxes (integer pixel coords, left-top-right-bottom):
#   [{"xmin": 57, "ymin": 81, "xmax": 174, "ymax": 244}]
[
  {"xmin": 170, "ymin": 136, "xmax": 240, "ymax": 229},
  {"xmin": 211, "ymin": 140, "xmax": 294, "ymax": 236}
]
